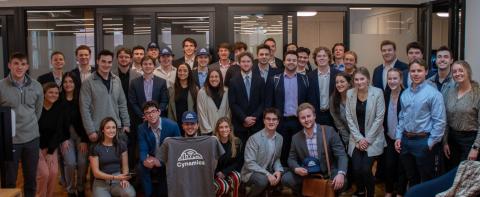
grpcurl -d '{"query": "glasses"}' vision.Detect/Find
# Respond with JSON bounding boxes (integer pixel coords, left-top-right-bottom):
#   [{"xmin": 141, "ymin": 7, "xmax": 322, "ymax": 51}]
[{"xmin": 144, "ymin": 109, "xmax": 159, "ymax": 116}]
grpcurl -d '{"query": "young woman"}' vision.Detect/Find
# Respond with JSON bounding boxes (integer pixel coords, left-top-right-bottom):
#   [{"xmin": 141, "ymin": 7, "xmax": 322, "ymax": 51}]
[
  {"xmin": 197, "ymin": 69, "xmax": 231, "ymax": 135},
  {"xmin": 330, "ymin": 72, "xmax": 353, "ymax": 147},
  {"xmin": 384, "ymin": 68, "xmax": 407, "ymax": 197},
  {"xmin": 345, "ymin": 67, "xmax": 386, "ymax": 197},
  {"xmin": 36, "ymin": 82, "xmax": 66, "ymax": 197},
  {"xmin": 167, "ymin": 63, "xmax": 199, "ymax": 134},
  {"xmin": 343, "ymin": 51, "xmax": 358, "ymax": 77},
  {"xmin": 214, "ymin": 117, "xmax": 243, "ymax": 197},
  {"xmin": 444, "ymin": 60, "xmax": 480, "ymax": 165},
  {"xmin": 89, "ymin": 117, "xmax": 136, "ymax": 197},
  {"xmin": 59, "ymin": 72, "xmax": 89, "ymax": 197}
]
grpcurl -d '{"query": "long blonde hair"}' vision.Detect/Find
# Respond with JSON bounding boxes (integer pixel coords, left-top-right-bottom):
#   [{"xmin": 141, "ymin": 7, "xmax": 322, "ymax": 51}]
[{"xmin": 214, "ymin": 117, "xmax": 238, "ymax": 158}]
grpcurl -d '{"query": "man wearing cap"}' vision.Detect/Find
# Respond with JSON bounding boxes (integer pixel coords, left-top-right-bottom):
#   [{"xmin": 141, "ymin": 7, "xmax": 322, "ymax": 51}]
[
  {"xmin": 192, "ymin": 48, "xmax": 210, "ymax": 87},
  {"xmin": 137, "ymin": 101, "xmax": 180, "ymax": 197},
  {"xmin": 153, "ymin": 47, "xmax": 177, "ymax": 89},
  {"xmin": 173, "ymin": 37, "xmax": 198, "ymax": 69},
  {"xmin": 241, "ymin": 108, "xmax": 284, "ymax": 197},
  {"xmin": 282, "ymin": 103, "xmax": 348, "ymax": 195},
  {"xmin": 147, "ymin": 42, "xmax": 161, "ymax": 68},
  {"xmin": 181, "ymin": 111, "xmax": 200, "ymax": 137}
]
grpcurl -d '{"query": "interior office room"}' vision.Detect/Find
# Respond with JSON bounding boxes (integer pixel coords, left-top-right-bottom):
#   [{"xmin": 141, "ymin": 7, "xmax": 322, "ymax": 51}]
[{"xmin": 0, "ymin": 0, "xmax": 479, "ymax": 196}]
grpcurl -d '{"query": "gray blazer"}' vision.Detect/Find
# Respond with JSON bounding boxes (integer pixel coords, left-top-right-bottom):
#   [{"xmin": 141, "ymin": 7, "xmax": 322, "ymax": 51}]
[
  {"xmin": 241, "ymin": 129, "xmax": 284, "ymax": 182},
  {"xmin": 288, "ymin": 124, "xmax": 348, "ymax": 178},
  {"xmin": 345, "ymin": 86, "xmax": 386, "ymax": 157}
]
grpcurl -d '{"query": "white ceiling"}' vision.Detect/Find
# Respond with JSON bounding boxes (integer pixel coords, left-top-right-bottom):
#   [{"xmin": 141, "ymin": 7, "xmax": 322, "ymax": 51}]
[{"xmin": 0, "ymin": 0, "xmax": 434, "ymax": 7}]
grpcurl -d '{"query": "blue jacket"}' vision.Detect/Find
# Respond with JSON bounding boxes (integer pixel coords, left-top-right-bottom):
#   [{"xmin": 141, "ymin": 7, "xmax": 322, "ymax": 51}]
[
  {"xmin": 372, "ymin": 60, "xmax": 408, "ymax": 91},
  {"xmin": 137, "ymin": 117, "xmax": 180, "ymax": 162}
]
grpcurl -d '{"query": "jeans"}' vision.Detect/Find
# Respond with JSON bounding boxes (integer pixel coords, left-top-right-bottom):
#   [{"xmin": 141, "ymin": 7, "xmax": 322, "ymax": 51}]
[
  {"xmin": 92, "ymin": 173, "xmax": 136, "ymax": 197},
  {"xmin": 137, "ymin": 164, "xmax": 167, "ymax": 197},
  {"xmin": 400, "ymin": 136, "xmax": 436, "ymax": 188},
  {"xmin": 61, "ymin": 129, "xmax": 88, "ymax": 194},
  {"xmin": 4, "ymin": 138, "xmax": 40, "ymax": 197}
]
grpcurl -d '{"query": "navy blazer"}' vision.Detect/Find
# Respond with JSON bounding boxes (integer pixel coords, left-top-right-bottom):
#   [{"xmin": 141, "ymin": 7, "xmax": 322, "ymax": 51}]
[
  {"xmin": 383, "ymin": 88, "xmax": 404, "ymax": 139},
  {"xmin": 228, "ymin": 71, "xmax": 265, "ymax": 133},
  {"xmin": 137, "ymin": 118, "xmax": 180, "ymax": 162},
  {"xmin": 306, "ymin": 67, "xmax": 341, "ymax": 122},
  {"xmin": 372, "ymin": 60, "xmax": 408, "ymax": 91},
  {"xmin": 128, "ymin": 75, "xmax": 169, "ymax": 120},
  {"xmin": 254, "ymin": 57, "xmax": 284, "ymax": 71},
  {"xmin": 265, "ymin": 72, "xmax": 309, "ymax": 117},
  {"xmin": 252, "ymin": 63, "xmax": 282, "ymax": 84}
]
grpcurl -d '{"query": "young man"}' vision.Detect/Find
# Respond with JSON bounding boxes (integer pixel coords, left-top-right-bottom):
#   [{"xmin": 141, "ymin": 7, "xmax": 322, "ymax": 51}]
[
  {"xmin": 427, "ymin": 46, "xmax": 455, "ymax": 96},
  {"xmin": 0, "ymin": 53, "xmax": 44, "ymax": 197},
  {"xmin": 131, "ymin": 45, "xmax": 145, "ymax": 75},
  {"xmin": 263, "ymin": 38, "xmax": 284, "ymax": 70},
  {"xmin": 153, "ymin": 47, "xmax": 177, "ymax": 88},
  {"xmin": 112, "ymin": 47, "xmax": 141, "ymax": 100},
  {"xmin": 252, "ymin": 44, "xmax": 281, "ymax": 83},
  {"xmin": 173, "ymin": 37, "xmax": 197, "ymax": 69},
  {"xmin": 265, "ymin": 50, "xmax": 309, "ymax": 166},
  {"xmin": 71, "ymin": 45, "xmax": 96, "ymax": 87},
  {"xmin": 137, "ymin": 101, "xmax": 180, "ymax": 197},
  {"xmin": 228, "ymin": 52, "xmax": 265, "ymax": 144},
  {"xmin": 146, "ymin": 42, "xmax": 160, "ymax": 67},
  {"xmin": 331, "ymin": 43, "xmax": 346, "ymax": 71},
  {"xmin": 129, "ymin": 56, "xmax": 169, "ymax": 122},
  {"xmin": 296, "ymin": 47, "xmax": 312, "ymax": 75},
  {"xmin": 372, "ymin": 40, "xmax": 408, "ymax": 91},
  {"xmin": 79, "ymin": 50, "xmax": 130, "ymax": 143},
  {"xmin": 307, "ymin": 46, "xmax": 340, "ymax": 127},
  {"xmin": 209, "ymin": 42, "xmax": 233, "ymax": 81},
  {"xmin": 154, "ymin": 111, "xmax": 225, "ymax": 197},
  {"xmin": 37, "ymin": 51, "xmax": 65, "ymax": 86},
  {"xmin": 403, "ymin": 42, "xmax": 426, "ymax": 87},
  {"xmin": 395, "ymin": 59, "xmax": 446, "ymax": 187},
  {"xmin": 192, "ymin": 48, "xmax": 210, "ymax": 88},
  {"xmin": 233, "ymin": 41, "xmax": 248, "ymax": 65},
  {"xmin": 241, "ymin": 108, "xmax": 284, "ymax": 197},
  {"xmin": 282, "ymin": 103, "xmax": 348, "ymax": 195}
]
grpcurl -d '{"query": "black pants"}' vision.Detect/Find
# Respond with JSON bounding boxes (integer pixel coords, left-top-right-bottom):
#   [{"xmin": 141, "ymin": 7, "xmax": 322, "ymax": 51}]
[
  {"xmin": 3, "ymin": 138, "xmax": 40, "ymax": 197},
  {"xmin": 352, "ymin": 148, "xmax": 375, "ymax": 197},
  {"xmin": 279, "ymin": 116, "xmax": 301, "ymax": 166},
  {"xmin": 384, "ymin": 137, "xmax": 407, "ymax": 195},
  {"xmin": 447, "ymin": 130, "xmax": 479, "ymax": 169}
]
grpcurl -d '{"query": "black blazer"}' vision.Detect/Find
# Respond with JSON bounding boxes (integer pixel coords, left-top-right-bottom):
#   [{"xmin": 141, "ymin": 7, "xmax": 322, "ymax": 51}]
[
  {"xmin": 228, "ymin": 72, "xmax": 265, "ymax": 133},
  {"xmin": 252, "ymin": 63, "xmax": 282, "ymax": 84},
  {"xmin": 383, "ymin": 88, "xmax": 404, "ymax": 140},
  {"xmin": 265, "ymin": 72, "xmax": 309, "ymax": 117},
  {"xmin": 253, "ymin": 57, "xmax": 284, "ymax": 71},
  {"xmin": 372, "ymin": 60, "xmax": 408, "ymax": 91},
  {"xmin": 70, "ymin": 66, "xmax": 96, "ymax": 88},
  {"xmin": 173, "ymin": 56, "xmax": 198, "ymax": 68},
  {"xmin": 128, "ymin": 75, "xmax": 169, "ymax": 120},
  {"xmin": 37, "ymin": 72, "xmax": 56, "ymax": 85},
  {"xmin": 306, "ymin": 68, "xmax": 341, "ymax": 117},
  {"xmin": 224, "ymin": 64, "xmax": 241, "ymax": 87}
]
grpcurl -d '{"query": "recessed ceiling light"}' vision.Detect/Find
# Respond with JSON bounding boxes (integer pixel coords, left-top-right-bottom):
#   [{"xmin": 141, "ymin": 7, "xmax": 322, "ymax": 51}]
[
  {"xmin": 297, "ymin": 12, "xmax": 317, "ymax": 17},
  {"xmin": 437, "ymin": 12, "xmax": 449, "ymax": 17},
  {"xmin": 350, "ymin": 7, "xmax": 372, "ymax": 10}
]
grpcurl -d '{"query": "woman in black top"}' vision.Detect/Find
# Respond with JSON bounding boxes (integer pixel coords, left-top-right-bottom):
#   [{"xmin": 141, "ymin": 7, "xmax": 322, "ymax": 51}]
[
  {"xmin": 89, "ymin": 117, "xmax": 135, "ymax": 197},
  {"xmin": 36, "ymin": 82, "xmax": 67, "ymax": 197},
  {"xmin": 168, "ymin": 63, "xmax": 199, "ymax": 135},
  {"xmin": 59, "ymin": 72, "xmax": 89, "ymax": 197},
  {"xmin": 214, "ymin": 117, "xmax": 242, "ymax": 197}
]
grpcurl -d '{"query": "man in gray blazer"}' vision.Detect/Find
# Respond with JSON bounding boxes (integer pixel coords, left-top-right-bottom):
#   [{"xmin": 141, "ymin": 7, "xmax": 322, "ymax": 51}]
[
  {"xmin": 282, "ymin": 103, "xmax": 348, "ymax": 195},
  {"xmin": 241, "ymin": 108, "xmax": 284, "ymax": 197}
]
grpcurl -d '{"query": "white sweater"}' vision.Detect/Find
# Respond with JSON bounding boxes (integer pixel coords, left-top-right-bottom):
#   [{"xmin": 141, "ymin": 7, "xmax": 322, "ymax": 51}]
[{"xmin": 197, "ymin": 87, "xmax": 231, "ymax": 134}]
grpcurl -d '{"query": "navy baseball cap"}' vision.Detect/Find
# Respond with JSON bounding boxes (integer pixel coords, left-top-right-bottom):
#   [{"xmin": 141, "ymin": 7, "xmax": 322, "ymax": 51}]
[
  {"xmin": 303, "ymin": 156, "xmax": 321, "ymax": 174},
  {"xmin": 159, "ymin": 47, "xmax": 173, "ymax": 56},
  {"xmin": 196, "ymin": 48, "xmax": 210, "ymax": 56},
  {"xmin": 182, "ymin": 111, "xmax": 198, "ymax": 123},
  {"xmin": 147, "ymin": 42, "xmax": 159, "ymax": 49}
]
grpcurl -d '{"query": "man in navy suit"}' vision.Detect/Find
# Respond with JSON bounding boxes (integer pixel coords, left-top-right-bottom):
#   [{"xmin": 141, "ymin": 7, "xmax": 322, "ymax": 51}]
[
  {"xmin": 253, "ymin": 44, "xmax": 282, "ymax": 83},
  {"xmin": 129, "ymin": 56, "xmax": 169, "ymax": 121},
  {"xmin": 265, "ymin": 50, "xmax": 309, "ymax": 166},
  {"xmin": 307, "ymin": 46, "xmax": 340, "ymax": 127},
  {"xmin": 137, "ymin": 101, "xmax": 180, "ymax": 197},
  {"xmin": 228, "ymin": 51, "xmax": 265, "ymax": 144},
  {"xmin": 372, "ymin": 40, "xmax": 408, "ymax": 91}
]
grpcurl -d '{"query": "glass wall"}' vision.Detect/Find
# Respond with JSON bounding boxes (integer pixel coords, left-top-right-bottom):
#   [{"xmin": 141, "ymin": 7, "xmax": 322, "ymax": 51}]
[
  {"xmin": 102, "ymin": 15, "xmax": 152, "ymax": 53},
  {"xmin": 156, "ymin": 15, "xmax": 212, "ymax": 58},
  {"xmin": 27, "ymin": 9, "xmax": 95, "ymax": 78},
  {"xmin": 350, "ymin": 7, "xmax": 417, "ymax": 71},
  {"xmin": 0, "ymin": 18, "xmax": 4, "ymax": 77}
]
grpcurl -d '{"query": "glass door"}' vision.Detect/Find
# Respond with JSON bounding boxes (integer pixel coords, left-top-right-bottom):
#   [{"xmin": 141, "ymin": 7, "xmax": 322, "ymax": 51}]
[{"xmin": 0, "ymin": 16, "xmax": 7, "ymax": 77}]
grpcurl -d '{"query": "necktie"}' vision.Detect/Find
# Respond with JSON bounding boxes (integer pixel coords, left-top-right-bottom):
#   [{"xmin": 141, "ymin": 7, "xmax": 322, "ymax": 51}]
[{"xmin": 245, "ymin": 75, "xmax": 251, "ymax": 100}]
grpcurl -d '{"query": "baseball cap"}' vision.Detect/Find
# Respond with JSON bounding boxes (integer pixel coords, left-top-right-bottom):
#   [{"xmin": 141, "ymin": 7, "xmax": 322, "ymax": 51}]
[
  {"xmin": 196, "ymin": 48, "xmax": 210, "ymax": 56},
  {"xmin": 303, "ymin": 156, "xmax": 321, "ymax": 174},
  {"xmin": 182, "ymin": 111, "xmax": 198, "ymax": 123},
  {"xmin": 147, "ymin": 42, "xmax": 159, "ymax": 49},
  {"xmin": 159, "ymin": 47, "xmax": 173, "ymax": 56}
]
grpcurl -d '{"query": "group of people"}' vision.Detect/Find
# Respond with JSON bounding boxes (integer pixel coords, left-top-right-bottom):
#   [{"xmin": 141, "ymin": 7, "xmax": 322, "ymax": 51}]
[{"xmin": 0, "ymin": 36, "xmax": 478, "ymax": 197}]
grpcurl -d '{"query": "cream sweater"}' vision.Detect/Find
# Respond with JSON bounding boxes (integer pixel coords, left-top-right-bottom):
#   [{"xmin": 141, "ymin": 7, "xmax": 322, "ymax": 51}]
[{"xmin": 197, "ymin": 87, "xmax": 230, "ymax": 134}]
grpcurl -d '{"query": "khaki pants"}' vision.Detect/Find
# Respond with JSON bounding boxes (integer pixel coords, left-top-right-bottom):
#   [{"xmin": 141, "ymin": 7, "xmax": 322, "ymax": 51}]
[{"xmin": 36, "ymin": 149, "xmax": 58, "ymax": 197}]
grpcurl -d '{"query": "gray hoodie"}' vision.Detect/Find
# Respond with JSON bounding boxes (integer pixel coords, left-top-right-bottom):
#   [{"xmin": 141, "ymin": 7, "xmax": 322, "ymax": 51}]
[{"xmin": 0, "ymin": 74, "xmax": 43, "ymax": 144}]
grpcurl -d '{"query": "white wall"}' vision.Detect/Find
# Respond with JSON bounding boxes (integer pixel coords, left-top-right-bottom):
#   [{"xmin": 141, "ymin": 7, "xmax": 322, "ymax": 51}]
[{"xmin": 465, "ymin": 0, "xmax": 480, "ymax": 82}]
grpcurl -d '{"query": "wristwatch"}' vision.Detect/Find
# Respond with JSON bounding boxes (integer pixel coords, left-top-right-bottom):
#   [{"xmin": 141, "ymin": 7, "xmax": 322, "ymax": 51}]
[{"xmin": 338, "ymin": 171, "xmax": 346, "ymax": 176}]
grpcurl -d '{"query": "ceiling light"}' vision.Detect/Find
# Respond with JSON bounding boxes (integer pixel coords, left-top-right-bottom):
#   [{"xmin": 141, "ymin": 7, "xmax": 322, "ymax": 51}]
[
  {"xmin": 437, "ymin": 12, "xmax": 449, "ymax": 17},
  {"xmin": 27, "ymin": 18, "xmax": 93, "ymax": 22},
  {"xmin": 27, "ymin": 10, "xmax": 71, "ymax": 13},
  {"xmin": 297, "ymin": 12, "xmax": 317, "ymax": 17},
  {"xmin": 350, "ymin": 7, "xmax": 372, "ymax": 10},
  {"xmin": 28, "ymin": 28, "xmax": 54, "ymax": 31},
  {"xmin": 56, "ymin": 23, "xmax": 94, "ymax": 27}
]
